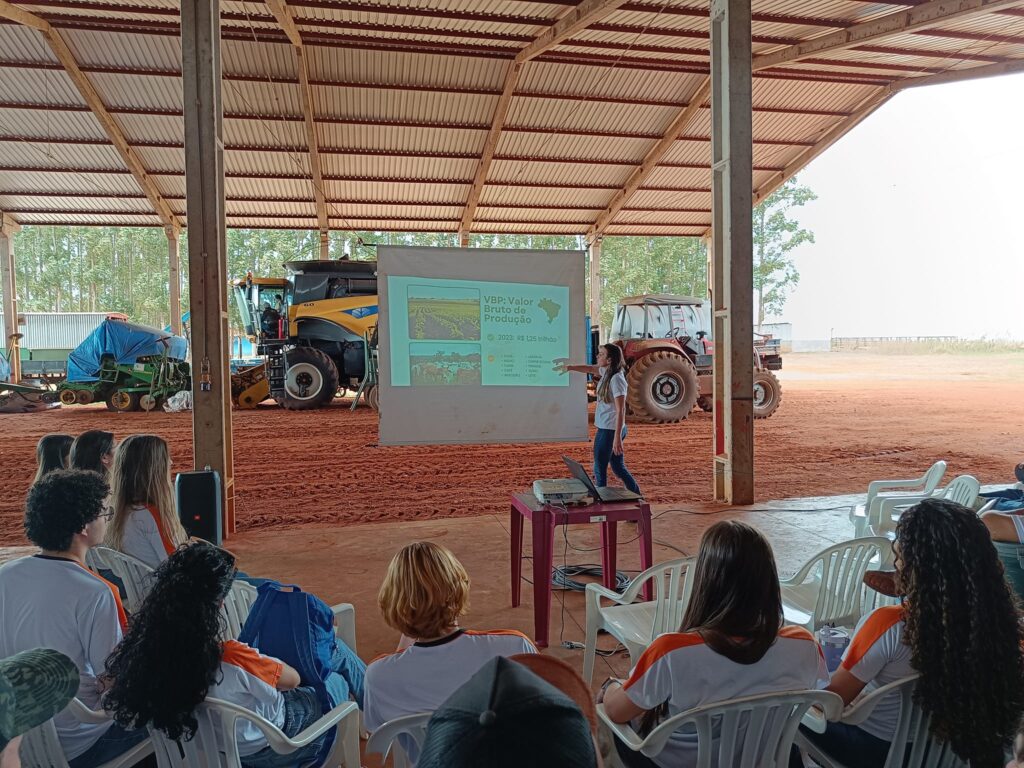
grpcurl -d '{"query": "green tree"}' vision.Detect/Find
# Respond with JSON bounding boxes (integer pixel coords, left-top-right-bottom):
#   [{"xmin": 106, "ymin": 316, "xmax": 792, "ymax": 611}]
[{"xmin": 752, "ymin": 177, "xmax": 816, "ymax": 329}]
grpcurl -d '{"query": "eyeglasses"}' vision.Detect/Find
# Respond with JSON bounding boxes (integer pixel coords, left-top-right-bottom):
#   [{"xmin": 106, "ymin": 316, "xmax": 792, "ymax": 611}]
[{"xmin": 100, "ymin": 508, "xmax": 116, "ymax": 521}]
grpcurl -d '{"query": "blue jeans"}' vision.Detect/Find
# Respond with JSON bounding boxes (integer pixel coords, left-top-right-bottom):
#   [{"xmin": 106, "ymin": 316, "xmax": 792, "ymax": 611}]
[
  {"xmin": 326, "ymin": 641, "xmax": 366, "ymax": 709},
  {"xmin": 799, "ymin": 722, "xmax": 892, "ymax": 768},
  {"xmin": 994, "ymin": 540, "xmax": 1024, "ymax": 600},
  {"xmin": 594, "ymin": 426, "xmax": 640, "ymax": 494},
  {"xmin": 67, "ymin": 724, "xmax": 150, "ymax": 768},
  {"xmin": 243, "ymin": 687, "xmax": 322, "ymax": 768}
]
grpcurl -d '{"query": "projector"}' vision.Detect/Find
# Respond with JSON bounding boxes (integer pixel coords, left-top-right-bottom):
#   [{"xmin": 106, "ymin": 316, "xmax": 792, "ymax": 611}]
[{"xmin": 533, "ymin": 478, "xmax": 589, "ymax": 504}]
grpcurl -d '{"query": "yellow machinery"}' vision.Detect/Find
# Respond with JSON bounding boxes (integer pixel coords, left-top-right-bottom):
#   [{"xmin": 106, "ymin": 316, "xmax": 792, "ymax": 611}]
[
  {"xmin": 230, "ymin": 363, "xmax": 270, "ymax": 409},
  {"xmin": 232, "ymin": 260, "xmax": 378, "ymax": 410}
]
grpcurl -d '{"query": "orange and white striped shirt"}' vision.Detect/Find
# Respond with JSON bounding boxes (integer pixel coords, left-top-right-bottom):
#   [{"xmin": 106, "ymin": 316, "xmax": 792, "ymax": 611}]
[
  {"xmin": 623, "ymin": 627, "xmax": 828, "ymax": 768},
  {"xmin": 210, "ymin": 640, "xmax": 287, "ymax": 757},
  {"xmin": 363, "ymin": 629, "xmax": 537, "ymax": 737},
  {"xmin": 839, "ymin": 606, "xmax": 913, "ymax": 741},
  {"xmin": 119, "ymin": 504, "xmax": 177, "ymax": 568}
]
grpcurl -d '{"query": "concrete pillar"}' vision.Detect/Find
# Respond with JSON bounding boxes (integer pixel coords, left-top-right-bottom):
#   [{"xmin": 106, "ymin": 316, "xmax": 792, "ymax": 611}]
[
  {"xmin": 709, "ymin": 0, "xmax": 754, "ymax": 505},
  {"xmin": 181, "ymin": 0, "xmax": 235, "ymax": 534},
  {"xmin": 167, "ymin": 226, "xmax": 182, "ymax": 336},
  {"xmin": 0, "ymin": 225, "xmax": 21, "ymax": 383},
  {"xmin": 588, "ymin": 237, "xmax": 602, "ymax": 336}
]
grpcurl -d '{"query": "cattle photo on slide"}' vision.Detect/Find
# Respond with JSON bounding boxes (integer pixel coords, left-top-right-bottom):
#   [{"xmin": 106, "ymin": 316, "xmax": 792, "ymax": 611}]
[
  {"xmin": 233, "ymin": 260, "xmax": 379, "ymax": 411},
  {"xmin": 608, "ymin": 295, "xmax": 783, "ymax": 423}
]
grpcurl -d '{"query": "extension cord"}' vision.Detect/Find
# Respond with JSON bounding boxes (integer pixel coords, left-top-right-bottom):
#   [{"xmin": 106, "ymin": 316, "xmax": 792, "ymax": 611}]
[{"xmin": 561, "ymin": 640, "xmax": 585, "ymax": 650}]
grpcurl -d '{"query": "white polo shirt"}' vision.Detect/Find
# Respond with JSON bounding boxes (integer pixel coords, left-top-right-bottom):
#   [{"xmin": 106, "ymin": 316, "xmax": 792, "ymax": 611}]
[
  {"xmin": 594, "ymin": 367, "xmax": 628, "ymax": 430},
  {"xmin": 119, "ymin": 505, "xmax": 175, "ymax": 568},
  {"xmin": 839, "ymin": 606, "xmax": 913, "ymax": 741},
  {"xmin": 211, "ymin": 640, "xmax": 287, "ymax": 757},
  {"xmin": 0, "ymin": 555, "xmax": 127, "ymax": 760},
  {"xmin": 623, "ymin": 626, "xmax": 828, "ymax": 768},
  {"xmin": 364, "ymin": 629, "xmax": 537, "ymax": 762}
]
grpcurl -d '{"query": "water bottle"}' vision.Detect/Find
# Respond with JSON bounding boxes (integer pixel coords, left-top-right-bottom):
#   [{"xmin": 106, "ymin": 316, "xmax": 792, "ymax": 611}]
[{"xmin": 818, "ymin": 625, "xmax": 850, "ymax": 673}]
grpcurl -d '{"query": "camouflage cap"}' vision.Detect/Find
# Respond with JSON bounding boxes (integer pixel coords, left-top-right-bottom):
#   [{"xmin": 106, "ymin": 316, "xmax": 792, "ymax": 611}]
[{"xmin": 0, "ymin": 649, "xmax": 79, "ymax": 750}]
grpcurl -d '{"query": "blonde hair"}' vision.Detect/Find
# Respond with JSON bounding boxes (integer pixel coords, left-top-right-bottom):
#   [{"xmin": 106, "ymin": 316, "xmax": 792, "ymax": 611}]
[
  {"xmin": 107, "ymin": 434, "xmax": 186, "ymax": 551},
  {"xmin": 378, "ymin": 541, "xmax": 470, "ymax": 639}
]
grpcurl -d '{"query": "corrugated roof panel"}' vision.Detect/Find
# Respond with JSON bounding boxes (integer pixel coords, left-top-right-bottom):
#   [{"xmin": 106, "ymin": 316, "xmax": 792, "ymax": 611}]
[
  {"xmin": 307, "ymin": 46, "xmax": 508, "ymax": 91},
  {"xmin": 604, "ymin": 224, "xmax": 708, "ymax": 236},
  {"xmin": 0, "ymin": 140, "xmax": 125, "ymax": 170},
  {"xmin": 507, "ymin": 97, "xmax": 679, "ymax": 140},
  {"xmin": 338, "ymin": 203, "xmax": 463, "ymax": 220},
  {"xmin": 481, "ymin": 186, "xmax": 612, "ymax": 208},
  {"xmin": 116, "ymin": 113, "xmax": 187, "ymax": 144},
  {"xmin": 751, "ymin": 77, "xmax": 881, "ymax": 112},
  {"xmin": 227, "ymin": 176, "xmax": 320, "ymax": 200},
  {"xmin": 224, "ymin": 148, "xmax": 315, "ymax": 177},
  {"xmin": 225, "ymin": 117, "xmax": 307, "ymax": 153},
  {"xmin": 488, "ymin": 159, "xmax": 631, "ymax": 187},
  {"xmin": 476, "ymin": 207, "xmax": 597, "ymax": 224},
  {"xmin": 88, "ymin": 72, "xmax": 183, "ymax": 112},
  {"xmin": 132, "ymin": 146, "xmax": 185, "ymax": 173},
  {"xmin": 2, "ymin": 196, "xmax": 154, "ymax": 214},
  {"xmin": 630, "ymin": 189, "xmax": 712, "ymax": 209},
  {"xmin": 611, "ymin": 209, "xmax": 710, "ymax": 226},
  {"xmin": 646, "ymin": 165, "xmax": 711, "ymax": 189},
  {"xmin": 0, "ymin": 67, "xmax": 84, "ymax": 107},
  {"xmin": 0, "ymin": 109, "xmax": 108, "ymax": 142},
  {"xmin": 14, "ymin": 212, "xmax": 164, "ymax": 227},
  {"xmin": 335, "ymin": 218, "xmax": 458, "ymax": 231},
  {"xmin": 0, "ymin": 169, "xmax": 141, "ymax": 196},
  {"xmin": 0, "ymin": 24, "xmax": 56, "ymax": 63},
  {"xmin": 495, "ymin": 132, "xmax": 651, "ymax": 164},
  {"xmin": 224, "ymin": 199, "xmax": 318, "ymax": 218},
  {"xmin": 470, "ymin": 221, "xmax": 588, "ymax": 234},
  {"xmin": 313, "ymin": 84, "xmax": 496, "ymax": 127},
  {"xmin": 323, "ymin": 180, "xmax": 471, "ymax": 204},
  {"xmin": 519, "ymin": 62, "xmax": 707, "ymax": 108},
  {"xmin": 223, "ymin": 79, "xmax": 304, "ymax": 119},
  {"xmin": 222, "ymin": 38, "xmax": 299, "ymax": 81},
  {"xmin": 322, "ymin": 154, "xmax": 479, "ymax": 181},
  {"xmin": 318, "ymin": 122, "xmax": 485, "ymax": 156},
  {"xmin": 58, "ymin": 28, "xmax": 181, "ymax": 72},
  {"xmin": 151, "ymin": 175, "xmax": 188, "ymax": 198}
]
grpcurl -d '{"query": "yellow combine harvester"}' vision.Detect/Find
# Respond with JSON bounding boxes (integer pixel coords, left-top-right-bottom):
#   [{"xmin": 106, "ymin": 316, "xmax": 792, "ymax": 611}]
[{"xmin": 232, "ymin": 260, "xmax": 378, "ymax": 410}]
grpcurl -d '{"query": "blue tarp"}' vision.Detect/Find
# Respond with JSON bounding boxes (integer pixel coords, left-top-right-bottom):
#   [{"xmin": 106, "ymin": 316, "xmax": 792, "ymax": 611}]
[
  {"xmin": 67, "ymin": 319, "xmax": 189, "ymax": 382},
  {"xmin": 0, "ymin": 353, "xmax": 10, "ymax": 383}
]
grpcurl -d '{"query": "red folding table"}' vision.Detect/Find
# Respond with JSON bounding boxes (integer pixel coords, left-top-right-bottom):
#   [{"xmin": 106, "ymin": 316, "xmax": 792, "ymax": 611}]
[{"xmin": 510, "ymin": 491, "xmax": 654, "ymax": 648}]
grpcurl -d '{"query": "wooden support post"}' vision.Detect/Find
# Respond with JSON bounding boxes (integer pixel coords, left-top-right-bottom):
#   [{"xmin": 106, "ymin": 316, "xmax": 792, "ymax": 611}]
[
  {"xmin": 167, "ymin": 226, "xmax": 182, "ymax": 337},
  {"xmin": 181, "ymin": 0, "xmax": 235, "ymax": 535},
  {"xmin": 589, "ymin": 237, "xmax": 602, "ymax": 336},
  {"xmin": 0, "ymin": 218, "xmax": 21, "ymax": 384},
  {"xmin": 710, "ymin": 0, "xmax": 754, "ymax": 505}
]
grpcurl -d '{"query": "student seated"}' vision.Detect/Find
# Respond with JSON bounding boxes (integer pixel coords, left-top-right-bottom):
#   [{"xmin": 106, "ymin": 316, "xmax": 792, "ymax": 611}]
[
  {"xmin": 70, "ymin": 430, "xmax": 116, "ymax": 479},
  {"xmin": 363, "ymin": 542, "xmax": 536, "ymax": 755},
  {"xmin": 981, "ymin": 510, "xmax": 1024, "ymax": 598},
  {"xmin": 417, "ymin": 656, "xmax": 600, "ymax": 768},
  {"xmin": 33, "ymin": 433, "xmax": 73, "ymax": 483},
  {"xmin": 600, "ymin": 520, "xmax": 827, "ymax": 768},
  {"xmin": 103, "ymin": 543, "xmax": 365, "ymax": 768},
  {"xmin": 106, "ymin": 434, "xmax": 187, "ymax": 568},
  {"xmin": 802, "ymin": 498, "xmax": 1024, "ymax": 768},
  {"xmin": 0, "ymin": 470, "xmax": 148, "ymax": 768}
]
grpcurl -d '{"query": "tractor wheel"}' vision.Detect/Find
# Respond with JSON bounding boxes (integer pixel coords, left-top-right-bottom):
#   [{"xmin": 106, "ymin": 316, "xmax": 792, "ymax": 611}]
[
  {"xmin": 365, "ymin": 384, "xmax": 380, "ymax": 412},
  {"xmin": 58, "ymin": 389, "xmax": 78, "ymax": 406},
  {"xmin": 75, "ymin": 389, "xmax": 94, "ymax": 405},
  {"xmin": 696, "ymin": 395, "xmax": 714, "ymax": 413},
  {"xmin": 276, "ymin": 347, "xmax": 339, "ymax": 411},
  {"xmin": 753, "ymin": 370, "xmax": 782, "ymax": 419},
  {"xmin": 139, "ymin": 393, "xmax": 162, "ymax": 412},
  {"xmin": 626, "ymin": 351, "xmax": 700, "ymax": 423},
  {"xmin": 107, "ymin": 389, "xmax": 140, "ymax": 413}
]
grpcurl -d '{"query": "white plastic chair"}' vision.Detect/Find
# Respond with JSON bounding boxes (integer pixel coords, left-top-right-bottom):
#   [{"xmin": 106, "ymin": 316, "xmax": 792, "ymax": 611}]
[
  {"xmin": 600, "ymin": 689, "xmax": 843, "ymax": 767},
  {"xmin": 148, "ymin": 696, "xmax": 360, "ymax": 768},
  {"xmin": 20, "ymin": 698, "xmax": 154, "ymax": 768},
  {"xmin": 583, "ymin": 557, "xmax": 696, "ymax": 684},
  {"xmin": 850, "ymin": 462, "xmax": 947, "ymax": 537},
  {"xmin": 797, "ymin": 675, "xmax": 966, "ymax": 768},
  {"xmin": 365, "ymin": 711, "xmax": 432, "ymax": 768},
  {"xmin": 781, "ymin": 538, "xmax": 889, "ymax": 631},
  {"xmin": 88, "ymin": 546, "xmax": 155, "ymax": 613},
  {"xmin": 874, "ymin": 475, "xmax": 981, "ymax": 537},
  {"xmin": 220, "ymin": 581, "xmax": 259, "ymax": 640}
]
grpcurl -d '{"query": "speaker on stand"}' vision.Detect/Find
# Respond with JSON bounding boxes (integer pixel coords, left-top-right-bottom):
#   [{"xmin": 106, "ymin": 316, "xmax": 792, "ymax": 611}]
[{"xmin": 175, "ymin": 470, "xmax": 222, "ymax": 545}]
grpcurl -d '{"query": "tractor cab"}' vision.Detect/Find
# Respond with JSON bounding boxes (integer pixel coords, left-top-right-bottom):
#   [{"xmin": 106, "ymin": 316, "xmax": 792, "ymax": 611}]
[
  {"xmin": 609, "ymin": 294, "xmax": 712, "ymax": 359},
  {"xmin": 233, "ymin": 276, "xmax": 290, "ymax": 340}
]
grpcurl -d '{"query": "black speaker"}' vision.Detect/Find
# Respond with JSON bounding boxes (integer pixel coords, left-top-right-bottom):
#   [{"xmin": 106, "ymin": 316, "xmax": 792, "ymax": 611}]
[{"xmin": 175, "ymin": 470, "xmax": 222, "ymax": 545}]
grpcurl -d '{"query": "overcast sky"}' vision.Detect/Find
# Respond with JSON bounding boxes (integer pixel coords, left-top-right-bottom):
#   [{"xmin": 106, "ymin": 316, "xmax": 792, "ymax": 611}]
[{"xmin": 771, "ymin": 71, "xmax": 1024, "ymax": 341}]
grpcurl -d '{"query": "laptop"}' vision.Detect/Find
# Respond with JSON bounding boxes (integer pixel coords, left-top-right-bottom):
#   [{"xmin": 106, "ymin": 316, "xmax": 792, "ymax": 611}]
[{"xmin": 561, "ymin": 456, "xmax": 642, "ymax": 502}]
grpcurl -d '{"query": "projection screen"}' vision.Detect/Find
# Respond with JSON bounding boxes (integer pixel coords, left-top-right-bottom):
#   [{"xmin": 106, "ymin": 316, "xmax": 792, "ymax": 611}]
[{"xmin": 377, "ymin": 246, "xmax": 589, "ymax": 446}]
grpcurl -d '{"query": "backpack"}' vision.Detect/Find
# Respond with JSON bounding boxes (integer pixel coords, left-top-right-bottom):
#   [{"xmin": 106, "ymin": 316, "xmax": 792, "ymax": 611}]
[{"xmin": 238, "ymin": 581, "xmax": 342, "ymax": 766}]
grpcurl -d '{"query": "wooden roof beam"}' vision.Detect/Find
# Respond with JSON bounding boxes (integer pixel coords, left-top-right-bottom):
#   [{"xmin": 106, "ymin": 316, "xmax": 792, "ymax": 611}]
[
  {"xmin": 0, "ymin": 211, "xmax": 21, "ymax": 235},
  {"xmin": 515, "ymin": 0, "xmax": 636, "ymax": 63},
  {"xmin": 588, "ymin": 77, "xmax": 711, "ymax": 243},
  {"xmin": 753, "ymin": 0, "xmax": 1023, "ymax": 71},
  {"xmin": 265, "ymin": 0, "xmax": 330, "ymax": 258},
  {"xmin": 0, "ymin": 0, "xmax": 180, "ymax": 232}
]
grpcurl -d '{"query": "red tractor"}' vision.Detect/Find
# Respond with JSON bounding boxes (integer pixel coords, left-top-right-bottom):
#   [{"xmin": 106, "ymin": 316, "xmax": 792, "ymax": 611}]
[{"xmin": 607, "ymin": 294, "xmax": 783, "ymax": 423}]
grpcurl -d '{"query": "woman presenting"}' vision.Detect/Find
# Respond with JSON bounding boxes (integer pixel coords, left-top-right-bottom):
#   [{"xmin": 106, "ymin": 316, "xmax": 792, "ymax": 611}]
[{"xmin": 559, "ymin": 343, "xmax": 641, "ymax": 495}]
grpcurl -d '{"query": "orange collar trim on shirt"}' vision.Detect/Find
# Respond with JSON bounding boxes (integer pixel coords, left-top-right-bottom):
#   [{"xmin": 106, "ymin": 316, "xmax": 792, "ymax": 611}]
[
  {"xmin": 841, "ymin": 605, "xmax": 904, "ymax": 672},
  {"xmin": 145, "ymin": 504, "xmax": 176, "ymax": 555},
  {"xmin": 221, "ymin": 640, "xmax": 283, "ymax": 688},
  {"xmin": 74, "ymin": 560, "xmax": 128, "ymax": 631}
]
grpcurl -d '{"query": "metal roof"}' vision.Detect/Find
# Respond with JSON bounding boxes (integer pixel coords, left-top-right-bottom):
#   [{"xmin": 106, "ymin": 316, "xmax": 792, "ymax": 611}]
[{"xmin": 0, "ymin": 0, "xmax": 1022, "ymax": 236}]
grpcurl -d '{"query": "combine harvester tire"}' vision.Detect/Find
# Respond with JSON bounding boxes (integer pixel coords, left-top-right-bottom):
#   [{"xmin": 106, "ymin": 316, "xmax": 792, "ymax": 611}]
[{"xmin": 277, "ymin": 347, "xmax": 339, "ymax": 411}]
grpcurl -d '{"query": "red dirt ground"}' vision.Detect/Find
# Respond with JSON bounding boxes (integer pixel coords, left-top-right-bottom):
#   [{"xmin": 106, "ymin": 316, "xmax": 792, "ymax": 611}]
[{"xmin": 2, "ymin": 352, "xmax": 1021, "ymax": 545}]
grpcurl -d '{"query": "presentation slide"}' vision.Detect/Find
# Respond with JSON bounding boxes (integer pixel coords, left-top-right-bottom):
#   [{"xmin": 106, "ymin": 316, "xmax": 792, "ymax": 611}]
[
  {"xmin": 377, "ymin": 246, "xmax": 588, "ymax": 446},
  {"xmin": 387, "ymin": 275, "xmax": 570, "ymax": 388}
]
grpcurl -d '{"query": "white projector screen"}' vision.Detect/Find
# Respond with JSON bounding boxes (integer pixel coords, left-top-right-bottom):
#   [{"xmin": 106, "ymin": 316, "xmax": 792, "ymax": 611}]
[{"xmin": 377, "ymin": 246, "xmax": 589, "ymax": 446}]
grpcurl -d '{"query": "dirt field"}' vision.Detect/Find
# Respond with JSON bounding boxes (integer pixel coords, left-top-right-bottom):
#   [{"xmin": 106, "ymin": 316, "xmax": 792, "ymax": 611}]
[{"xmin": 1, "ymin": 352, "xmax": 1021, "ymax": 545}]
